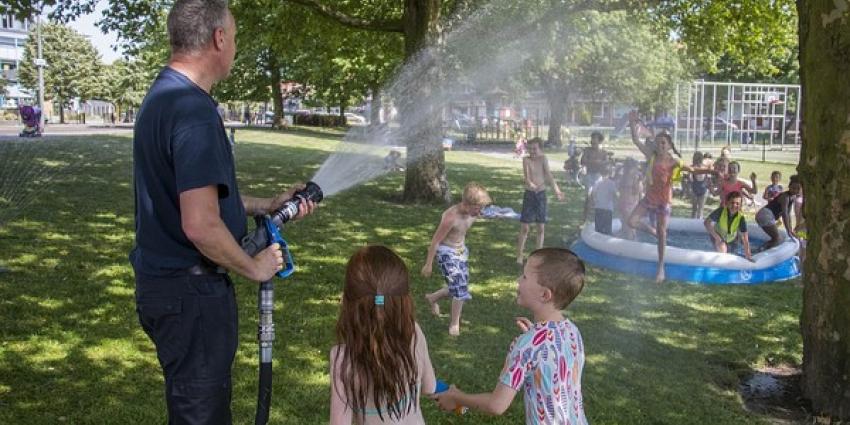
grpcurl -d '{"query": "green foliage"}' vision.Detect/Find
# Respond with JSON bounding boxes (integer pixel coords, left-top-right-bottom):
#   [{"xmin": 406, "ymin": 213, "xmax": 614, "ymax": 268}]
[
  {"xmin": 292, "ymin": 112, "xmax": 346, "ymax": 127},
  {"xmin": 294, "ymin": 27, "xmax": 403, "ymax": 111},
  {"xmin": 534, "ymin": 10, "xmax": 689, "ymax": 114},
  {"xmin": 18, "ymin": 22, "xmax": 103, "ymax": 119},
  {"xmin": 0, "ymin": 0, "xmax": 97, "ymax": 22},
  {"xmin": 97, "ymin": 59, "xmax": 148, "ymax": 113},
  {"xmin": 658, "ymin": 0, "xmax": 799, "ymax": 82}
]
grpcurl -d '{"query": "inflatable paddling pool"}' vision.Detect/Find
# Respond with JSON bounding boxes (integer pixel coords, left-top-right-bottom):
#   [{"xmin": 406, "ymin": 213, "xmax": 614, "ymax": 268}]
[{"xmin": 570, "ymin": 218, "xmax": 800, "ymax": 284}]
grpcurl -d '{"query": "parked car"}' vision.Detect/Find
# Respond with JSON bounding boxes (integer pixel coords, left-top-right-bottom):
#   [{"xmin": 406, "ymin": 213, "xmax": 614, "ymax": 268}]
[
  {"xmin": 704, "ymin": 117, "xmax": 738, "ymax": 132},
  {"xmin": 446, "ymin": 113, "xmax": 475, "ymax": 131},
  {"xmin": 344, "ymin": 112, "xmax": 366, "ymax": 125}
]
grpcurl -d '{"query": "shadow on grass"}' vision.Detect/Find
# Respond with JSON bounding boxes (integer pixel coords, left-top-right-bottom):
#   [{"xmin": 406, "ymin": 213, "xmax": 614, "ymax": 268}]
[{"xmin": 0, "ymin": 132, "xmax": 802, "ymax": 424}]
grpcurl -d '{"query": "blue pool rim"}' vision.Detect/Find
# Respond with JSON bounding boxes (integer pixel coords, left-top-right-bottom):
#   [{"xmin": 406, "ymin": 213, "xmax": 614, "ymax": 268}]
[{"xmin": 570, "ymin": 240, "xmax": 801, "ymax": 285}]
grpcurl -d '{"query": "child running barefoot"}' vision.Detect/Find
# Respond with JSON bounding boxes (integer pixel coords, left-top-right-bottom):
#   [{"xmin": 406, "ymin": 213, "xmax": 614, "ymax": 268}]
[
  {"xmin": 330, "ymin": 245, "xmax": 438, "ymax": 425},
  {"xmin": 431, "ymin": 248, "xmax": 588, "ymax": 425},
  {"xmin": 422, "ymin": 182, "xmax": 492, "ymax": 336},
  {"xmin": 626, "ymin": 111, "xmax": 714, "ymax": 282},
  {"xmin": 517, "ymin": 138, "xmax": 565, "ymax": 265}
]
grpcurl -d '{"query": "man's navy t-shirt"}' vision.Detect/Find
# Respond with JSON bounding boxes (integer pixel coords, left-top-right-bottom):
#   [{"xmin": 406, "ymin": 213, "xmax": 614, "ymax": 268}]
[{"xmin": 130, "ymin": 67, "xmax": 246, "ymax": 276}]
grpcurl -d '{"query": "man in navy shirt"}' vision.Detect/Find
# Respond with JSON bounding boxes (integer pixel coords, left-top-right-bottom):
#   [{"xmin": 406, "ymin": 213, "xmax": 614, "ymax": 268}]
[{"xmin": 131, "ymin": 1, "xmax": 314, "ymax": 423}]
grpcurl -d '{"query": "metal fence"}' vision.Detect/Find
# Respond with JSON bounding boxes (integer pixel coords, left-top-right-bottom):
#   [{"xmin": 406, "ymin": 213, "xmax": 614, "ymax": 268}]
[{"xmin": 674, "ymin": 80, "xmax": 801, "ymax": 152}]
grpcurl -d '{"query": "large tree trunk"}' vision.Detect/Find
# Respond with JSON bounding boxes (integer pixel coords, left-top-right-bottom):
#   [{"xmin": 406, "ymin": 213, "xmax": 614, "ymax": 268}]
[
  {"xmin": 541, "ymin": 75, "xmax": 566, "ymax": 147},
  {"xmin": 401, "ymin": 0, "xmax": 449, "ymax": 203},
  {"xmin": 269, "ymin": 57, "xmax": 284, "ymax": 128},
  {"xmin": 798, "ymin": 0, "xmax": 850, "ymax": 419},
  {"xmin": 546, "ymin": 92, "xmax": 566, "ymax": 148}
]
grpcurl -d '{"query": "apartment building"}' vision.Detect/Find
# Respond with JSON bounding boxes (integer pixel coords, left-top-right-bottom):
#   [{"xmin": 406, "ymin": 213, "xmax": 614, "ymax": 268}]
[{"xmin": 0, "ymin": 14, "xmax": 33, "ymax": 108}]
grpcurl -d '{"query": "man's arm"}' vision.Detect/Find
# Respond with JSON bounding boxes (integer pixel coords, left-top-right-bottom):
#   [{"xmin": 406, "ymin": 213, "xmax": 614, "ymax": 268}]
[
  {"xmin": 421, "ymin": 211, "xmax": 454, "ymax": 277},
  {"xmin": 242, "ymin": 195, "xmax": 273, "ymax": 216},
  {"xmin": 181, "ymin": 186, "xmax": 281, "ymax": 282}
]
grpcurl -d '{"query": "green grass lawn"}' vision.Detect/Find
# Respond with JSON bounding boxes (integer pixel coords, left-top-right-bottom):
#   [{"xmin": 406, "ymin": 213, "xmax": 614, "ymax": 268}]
[{"xmin": 0, "ymin": 129, "xmax": 802, "ymax": 424}]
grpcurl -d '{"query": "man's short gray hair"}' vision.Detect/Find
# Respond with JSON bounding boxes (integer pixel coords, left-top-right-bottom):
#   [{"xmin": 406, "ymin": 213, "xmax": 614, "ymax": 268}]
[{"xmin": 167, "ymin": 0, "xmax": 230, "ymax": 54}]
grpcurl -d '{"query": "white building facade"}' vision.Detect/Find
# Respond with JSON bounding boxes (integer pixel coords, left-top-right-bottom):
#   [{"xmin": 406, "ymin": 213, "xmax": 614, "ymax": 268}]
[{"xmin": 0, "ymin": 14, "xmax": 33, "ymax": 108}]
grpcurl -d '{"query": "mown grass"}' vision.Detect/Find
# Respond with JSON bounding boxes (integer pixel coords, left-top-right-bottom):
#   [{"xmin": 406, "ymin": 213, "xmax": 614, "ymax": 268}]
[{"xmin": 0, "ymin": 129, "xmax": 802, "ymax": 424}]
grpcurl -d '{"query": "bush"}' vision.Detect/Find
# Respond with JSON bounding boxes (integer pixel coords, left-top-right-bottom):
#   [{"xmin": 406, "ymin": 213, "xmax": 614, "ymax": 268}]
[
  {"xmin": 292, "ymin": 113, "xmax": 346, "ymax": 127},
  {"xmin": 1, "ymin": 110, "xmax": 20, "ymax": 121}
]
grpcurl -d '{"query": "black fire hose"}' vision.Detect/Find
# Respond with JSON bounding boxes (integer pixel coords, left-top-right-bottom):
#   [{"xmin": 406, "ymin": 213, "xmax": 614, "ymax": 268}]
[
  {"xmin": 254, "ymin": 280, "xmax": 275, "ymax": 425},
  {"xmin": 239, "ymin": 182, "xmax": 323, "ymax": 425}
]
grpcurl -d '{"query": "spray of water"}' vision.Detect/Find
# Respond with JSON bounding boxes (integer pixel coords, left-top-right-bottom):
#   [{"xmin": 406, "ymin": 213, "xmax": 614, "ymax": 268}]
[
  {"xmin": 311, "ymin": 2, "xmax": 571, "ymax": 196},
  {"xmin": 0, "ymin": 137, "xmax": 98, "ymax": 227}
]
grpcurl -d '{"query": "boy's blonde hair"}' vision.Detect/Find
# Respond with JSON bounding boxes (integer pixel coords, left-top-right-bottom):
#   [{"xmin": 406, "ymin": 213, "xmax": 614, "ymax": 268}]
[
  {"xmin": 529, "ymin": 248, "xmax": 585, "ymax": 309},
  {"xmin": 462, "ymin": 182, "xmax": 492, "ymax": 206}
]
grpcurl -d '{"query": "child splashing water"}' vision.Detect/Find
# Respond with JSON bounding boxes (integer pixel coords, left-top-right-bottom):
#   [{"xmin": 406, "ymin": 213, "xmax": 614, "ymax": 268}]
[
  {"xmin": 626, "ymin": 111, "xmax": 714, "ymax": 282},
  {"xmin": 422, "ymin": 183, "xmax": 492, "ymax": 336},
  {"xmin": 330, "ymin": 245, "xmax": 438, "ymax": 424}
]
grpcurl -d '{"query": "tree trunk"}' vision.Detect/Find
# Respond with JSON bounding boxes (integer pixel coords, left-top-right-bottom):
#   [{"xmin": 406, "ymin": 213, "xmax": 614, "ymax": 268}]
[
  {"xmin": 546, "ymin": 94, "xmax": 566, "ymax": 148},
  {"xmin": 269, "ymin": 57, "xmax": 284, "ymax": 128},
  {"xmin": 401, "ymin": 0, "xmax": 449, "ymax": 203},
  {"xmin": 59, "ymin": 101, "xmax": 65, "ymax": 124},
  {"xmin": 541, "ymin": 76, "xmax": 566, "ymax": 147},
  {"xmin": 370, "ymin": 84, "xmax": 382, "ymax": 126},
  {"xmin": 798, "ymin": 0, "xmax": 850, "ymax": 419}
]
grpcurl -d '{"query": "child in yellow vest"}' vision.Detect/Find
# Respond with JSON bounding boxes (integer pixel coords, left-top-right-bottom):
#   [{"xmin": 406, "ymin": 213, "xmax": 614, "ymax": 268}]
[{"xmin": 704, "ymin": 191, "xmax": 753, "ymax": 261}]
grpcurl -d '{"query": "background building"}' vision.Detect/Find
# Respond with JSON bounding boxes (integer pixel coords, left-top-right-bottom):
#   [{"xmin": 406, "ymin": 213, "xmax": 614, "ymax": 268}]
[{"xmin": 0, "ymin": 14, "xmax": 33, "ymax": 108}]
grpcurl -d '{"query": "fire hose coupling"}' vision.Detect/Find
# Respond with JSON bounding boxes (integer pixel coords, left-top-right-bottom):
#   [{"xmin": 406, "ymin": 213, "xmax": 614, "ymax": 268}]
[{"xmin": 269, "ymin": 181, "xmax": 324, "ymax": 227}]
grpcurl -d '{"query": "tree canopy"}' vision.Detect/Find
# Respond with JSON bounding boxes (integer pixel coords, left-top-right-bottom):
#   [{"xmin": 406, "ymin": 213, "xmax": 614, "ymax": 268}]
[{"xmin": 18, "ymin": 22, "xmax": 102, "ymax": 123}]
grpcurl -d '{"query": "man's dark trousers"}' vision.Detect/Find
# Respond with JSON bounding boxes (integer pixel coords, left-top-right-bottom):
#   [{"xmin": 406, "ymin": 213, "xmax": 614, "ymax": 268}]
[{"xmin": 135, "ymin": 272, "xmax": 238, "ymax": 425}]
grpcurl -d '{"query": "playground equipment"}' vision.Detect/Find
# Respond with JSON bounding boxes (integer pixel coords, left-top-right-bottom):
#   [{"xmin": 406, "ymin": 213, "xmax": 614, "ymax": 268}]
[{"xmin": 674, "ymin": 81, "xmax": 801, "ymax": 153}]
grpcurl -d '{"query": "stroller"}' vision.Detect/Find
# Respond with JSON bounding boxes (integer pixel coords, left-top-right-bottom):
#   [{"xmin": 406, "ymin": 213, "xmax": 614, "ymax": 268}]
[{"xmin": 19, "ymin": 105, "xmax": 42, "ymax": 137}]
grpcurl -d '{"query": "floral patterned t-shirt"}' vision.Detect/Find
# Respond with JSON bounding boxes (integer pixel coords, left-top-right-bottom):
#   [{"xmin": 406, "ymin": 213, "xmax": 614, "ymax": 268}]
[{"xmin": 499, "ymin": 319, "xmax": 587, "ymax": 425}]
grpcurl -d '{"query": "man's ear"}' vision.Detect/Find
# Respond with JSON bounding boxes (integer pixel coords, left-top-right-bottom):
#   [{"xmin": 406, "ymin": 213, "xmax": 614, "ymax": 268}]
[{"xmin": 213, "ymin": 27, "xmax": 225, "ymax": 51}]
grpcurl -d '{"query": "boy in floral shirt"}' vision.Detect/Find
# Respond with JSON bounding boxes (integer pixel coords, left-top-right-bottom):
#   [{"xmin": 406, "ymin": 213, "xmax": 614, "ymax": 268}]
[{"xmin": 432, "ymin": 247, "xmax": 588, "ymax": 424}]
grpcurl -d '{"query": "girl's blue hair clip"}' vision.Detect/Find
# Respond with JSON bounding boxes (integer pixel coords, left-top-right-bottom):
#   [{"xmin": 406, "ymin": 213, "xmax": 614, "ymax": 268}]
[{"xmin": 374, "ymin": 295, "xmax": 385, "ymax": 306}]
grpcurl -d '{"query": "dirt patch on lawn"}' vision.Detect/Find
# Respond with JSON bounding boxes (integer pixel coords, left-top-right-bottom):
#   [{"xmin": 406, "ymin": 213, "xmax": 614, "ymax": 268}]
[{"xmin": 740, "ymin": 366, "xmax": 811, "ymax": 424}]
